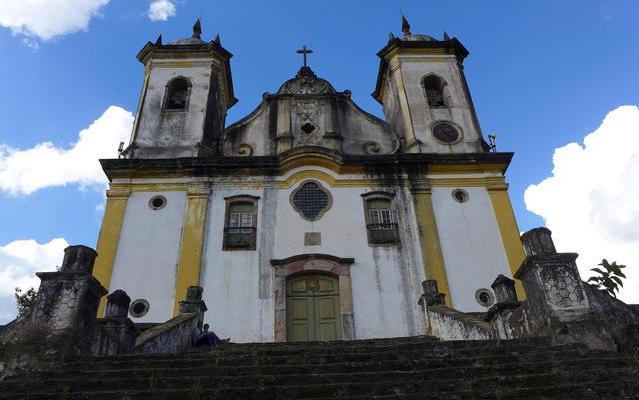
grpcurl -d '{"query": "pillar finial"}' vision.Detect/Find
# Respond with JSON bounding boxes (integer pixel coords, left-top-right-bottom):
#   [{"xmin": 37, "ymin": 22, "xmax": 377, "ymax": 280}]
[
  {"xmin": 192, "ymin": 19, "xmax": 202, "ymax": 39},
  {"xmin": 401, "ymin": 15, "xmax": 411, "ymax": 36}
]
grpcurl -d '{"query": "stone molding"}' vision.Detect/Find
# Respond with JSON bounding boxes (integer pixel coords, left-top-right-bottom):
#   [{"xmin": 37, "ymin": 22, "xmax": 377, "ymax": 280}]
[{"xmin": 271, "ymin": 254, "xmax": 355, "ymax": 342}]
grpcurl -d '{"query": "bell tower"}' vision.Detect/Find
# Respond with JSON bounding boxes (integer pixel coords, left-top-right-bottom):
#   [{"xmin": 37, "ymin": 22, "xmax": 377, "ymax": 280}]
[
  {"xmin": 373, "ymin": 17, "xmax": 488, "ymax": 153},
  {"xmin": 126, "ymin": 20, "xmax": 237, "ymax": 158}
]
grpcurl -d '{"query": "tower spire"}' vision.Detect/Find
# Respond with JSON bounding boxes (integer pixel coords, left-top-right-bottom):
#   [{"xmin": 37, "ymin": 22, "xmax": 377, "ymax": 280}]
[
  {"xmin": 401, "ymin": 15, "xmax": 411, "ymax": 36},
  {"xmin": 192, "ymin": 19, "xmax": 202, "ymax": 39}
]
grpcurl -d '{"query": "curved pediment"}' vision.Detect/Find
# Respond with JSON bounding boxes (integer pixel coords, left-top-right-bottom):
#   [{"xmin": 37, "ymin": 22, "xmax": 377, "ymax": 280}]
[{"xmin": 223, "ymin": 68, "xmax": 400, "ymax": 157}]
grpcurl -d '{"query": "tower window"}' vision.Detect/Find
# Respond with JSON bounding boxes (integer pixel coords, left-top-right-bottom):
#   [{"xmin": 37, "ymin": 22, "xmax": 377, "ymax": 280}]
[
  {"xmin": 164, "ymin": 77, "xmax": 191, "ymax": 110},
  {"xmin": 363, "ymin": 196, "xmax": 399, "ymax": 245},
  {"xmin": 223, "ymin": 196, "xmax": 259, "ymax": 250},
  {"xmin": 423, "ymin": 75, "xmax": 446, "ymax": 107}
]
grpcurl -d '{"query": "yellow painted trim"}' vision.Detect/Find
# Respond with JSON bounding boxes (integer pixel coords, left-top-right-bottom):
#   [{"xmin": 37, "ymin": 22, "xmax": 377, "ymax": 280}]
[
  {"xmin": 397, "ymin": 57, "xmax": 451, "ymax": 63},
  {"xmin": 487, "ymin": 188, "xmax": 527, "ymax": 300},
  {"xmin": 428, "ymin": 163, "xmax": 509, "ymax": 175},
  {"xmin": 129, "ymin": 183, "xmax": 189, "ymax": 192},
  {"xmin": 430, "ymin": 177, "xmax": 507, "ymax": 188},
  {"xmin": 172, "ymin": 185, "xmax": 210, "ymax": 315},
  {"xmin": 412, "ymin": 190, "xmax": 452, "ymax": 306},
  {"xmin": 279, "ymin": 153, "xmax": 363, "ymax": 175},
  {"xmin": 386, "ymin": 47, "xmax": 454, "ymax": 59},
  {"xmin": 94, "ymin": 189, "xmax": 130, "ymax": 316},
  {"xmin": 276, "ymin": 170, "xmax": 375, "ymax": 189},
  {"xmin": 152, "ymin": 61, "xmax": 210, "ymax": 68}
]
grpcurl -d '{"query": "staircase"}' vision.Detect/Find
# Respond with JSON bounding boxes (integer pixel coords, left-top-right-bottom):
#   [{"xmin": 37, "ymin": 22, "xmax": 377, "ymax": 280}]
[{"xmin": 1, "ymin": 336, "xmax": 638, "ymax": 399}]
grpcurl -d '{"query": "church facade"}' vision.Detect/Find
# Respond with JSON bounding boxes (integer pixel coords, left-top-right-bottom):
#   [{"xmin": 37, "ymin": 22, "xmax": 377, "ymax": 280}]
[{"xmin": 92, "ymin": 19, "xmax": 526, "ymax": 343}]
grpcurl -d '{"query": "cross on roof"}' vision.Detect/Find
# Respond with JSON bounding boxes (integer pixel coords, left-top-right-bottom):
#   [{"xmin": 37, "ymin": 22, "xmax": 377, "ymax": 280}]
[{"xmin": 296, "ymin": 45, "xmax": 313, "ymax": 67}]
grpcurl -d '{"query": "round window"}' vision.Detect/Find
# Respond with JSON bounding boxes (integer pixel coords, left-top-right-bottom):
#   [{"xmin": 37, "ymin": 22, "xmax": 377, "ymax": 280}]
[
  {"xmin": 432, "ymin": 122, "xmax": 460, "ymax": 144},
  {"xmin": 452, "ymin": 189, "xmax": 469, "ymax": 203},
  {"xmin": 291, "ymin": 181, "xmax": 331, "ymax": 221},
  {"xmin": 129, "ymin": 299, "xmax": 150, "ymax": 318},
  {"xmin": 475, "ymin": 289, "xmax": 495, "ymax": 308},
  {"xmin": 149, "ymin": 195, "xmax": 167, "ymax": 210}
]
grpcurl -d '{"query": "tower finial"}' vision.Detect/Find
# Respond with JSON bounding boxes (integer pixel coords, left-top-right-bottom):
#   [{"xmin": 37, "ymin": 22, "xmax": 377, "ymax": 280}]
[
  {"xmin": 401, "ymin": 15, "xmax": 411, "ymax": 36},
  {"xmin": 192, "ymin": 18, "xmax": 202, "ymax": 39}
]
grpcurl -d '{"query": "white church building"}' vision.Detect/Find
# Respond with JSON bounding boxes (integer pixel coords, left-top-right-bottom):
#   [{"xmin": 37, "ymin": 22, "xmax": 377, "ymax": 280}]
[{"xmin": 92, "ymin": 18, "xmax": 526, "ymax": 343}]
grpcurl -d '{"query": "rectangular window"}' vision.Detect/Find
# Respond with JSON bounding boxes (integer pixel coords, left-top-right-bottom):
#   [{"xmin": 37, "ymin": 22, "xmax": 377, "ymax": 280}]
[
  {"xmin": 365, "ymin": 199, "xmax": 399, "ymax": 245},
  {"xmin": 224, "ymin": 201, "xmax": 257, "ymax": 250}
]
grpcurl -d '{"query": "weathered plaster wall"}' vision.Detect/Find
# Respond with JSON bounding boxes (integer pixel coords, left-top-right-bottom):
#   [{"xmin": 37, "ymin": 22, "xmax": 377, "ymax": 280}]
[
  {"xmin": 431, "ymin": 185, "xmax": 512, "ymax": 311},
  {"xmin": 223, "ymin": 95, "xmax": 398, "ymax": 156},
  {"xmin": 133, "ymin": 60, "xmax": 216, "ymax": 158},
  {"xmin": 199, "ymin": 168, "xmax": 426, "ymax": 342},
  {"xmin": 396, "ymin": 54, "xmax": 482, "ymax": 153},
  {"xmin": 109, "ymin": 191, "xmax": 186, "ymax": 323},
  {"xmin": 424, "ymin": 305, "xmax": 494, "ymax": 340},
  {"xmin": 200, "ymin": 187, "xmax": 272, "ymax": 343}
]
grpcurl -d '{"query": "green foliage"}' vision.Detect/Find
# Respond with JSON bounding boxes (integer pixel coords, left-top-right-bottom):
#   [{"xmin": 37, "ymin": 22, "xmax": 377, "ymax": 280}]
[
  {"xmin": 59, "ymin": 385, "xmax": 70, "ymax": 400},
  {"xmin": 148, "ymin": 372, "xmax": 158, "ymax": 391},
  {"xmin": 188, "ymin": 380, "xmax": 202, "ymax": 400},
  {"xmin": 14, "ymin": 287, "xmax": 37, "ymax": 318},
  {"xmin": 587, "ymin": 259, "xmax": 627, "ymax": 298}
]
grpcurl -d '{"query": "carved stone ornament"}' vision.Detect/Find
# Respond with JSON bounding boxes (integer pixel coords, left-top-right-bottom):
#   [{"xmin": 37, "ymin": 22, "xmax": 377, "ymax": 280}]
[
  {"xmin": 540, "ymin": 265, "xmax": 584, "ymax": 308},
  {"xmin": 279, "ymin": 66, "xmax": 334, "ymax": 95},
  {"xmin": 364, "ymin": 141, "xmax": 381, "ymax": 154},
  {"xmin": 237, "ymin": 143, "xmax": 253, "ymax": 156}
]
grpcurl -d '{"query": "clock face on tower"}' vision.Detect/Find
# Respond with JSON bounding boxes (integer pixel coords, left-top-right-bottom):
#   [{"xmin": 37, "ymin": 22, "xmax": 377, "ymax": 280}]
[{"xmin": 432, "ymin": 122, "xmax": 460, "ymax": 144}]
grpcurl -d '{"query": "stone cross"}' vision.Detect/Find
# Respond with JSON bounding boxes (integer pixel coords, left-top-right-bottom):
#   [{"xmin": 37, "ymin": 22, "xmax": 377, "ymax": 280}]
[{"xmin": 296, "ymin": 45, "xmax": 313, "ymax": 67}]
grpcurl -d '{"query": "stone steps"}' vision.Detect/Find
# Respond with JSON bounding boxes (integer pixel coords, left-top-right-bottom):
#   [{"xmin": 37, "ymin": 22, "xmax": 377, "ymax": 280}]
[{"xmin": 1, "ymin": 336, "xmax": 637, "ymax": 399}]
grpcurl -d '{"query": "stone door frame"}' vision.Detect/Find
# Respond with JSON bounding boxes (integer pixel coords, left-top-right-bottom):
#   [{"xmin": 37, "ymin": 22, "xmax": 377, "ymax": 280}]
[{"xmin": 270, "ymin": 254, "xmax": 355, "ymax": 342}]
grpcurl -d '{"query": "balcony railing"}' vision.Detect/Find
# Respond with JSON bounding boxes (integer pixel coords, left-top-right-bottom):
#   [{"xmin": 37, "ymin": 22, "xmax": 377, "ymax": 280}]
[
  {"xmin": 367, "ymin": 223, "xmax": 400, "ymax": 245},
  {"xmin": 223, "ymin": 227, "xmax": 256, "ymax": 249}
]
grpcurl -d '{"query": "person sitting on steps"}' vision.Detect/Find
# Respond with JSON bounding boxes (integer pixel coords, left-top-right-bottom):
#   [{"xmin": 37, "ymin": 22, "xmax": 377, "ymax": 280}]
[{"xmin": 193, "ymin": 321, "xmax": 230, "ymax": 346}]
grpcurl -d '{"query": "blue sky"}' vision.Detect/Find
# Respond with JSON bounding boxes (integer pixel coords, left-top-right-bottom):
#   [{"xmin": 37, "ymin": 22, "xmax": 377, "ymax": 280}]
[{"xmin": 0, "ymin": 0, "xmax": 638, "ymax": 320}]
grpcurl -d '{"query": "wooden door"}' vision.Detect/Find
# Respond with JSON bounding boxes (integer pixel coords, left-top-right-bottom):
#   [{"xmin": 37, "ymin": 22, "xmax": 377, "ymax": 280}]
[{"xmin": 286, "ymin": 275, "xmax": 341, "ymax": 342}]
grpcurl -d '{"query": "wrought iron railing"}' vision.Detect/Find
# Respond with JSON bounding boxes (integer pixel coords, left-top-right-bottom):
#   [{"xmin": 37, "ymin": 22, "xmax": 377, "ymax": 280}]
[
  {"xmin": 223, "ymin": 227, "xmax": 256, "ymax": 248},
  {"xmin": 367, "ymin": 223, "xmax": 400, "ymax": 244}
]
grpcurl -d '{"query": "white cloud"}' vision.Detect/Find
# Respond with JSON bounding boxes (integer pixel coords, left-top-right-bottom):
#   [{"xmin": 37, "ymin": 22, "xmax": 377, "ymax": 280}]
[
  {"xmin": 0, "ymin": 106, "xmax": 134, "ymax": 196},
  {"xmin": 0, "ymin": 238, "xmax": 69, "ymax": 324},
  {"xmin": 0, "ymin": 0, "xmax": 110, "ymax": 42},
  {"xmin": 525, "ymin": 105, "xmax": 639, "ymax": 304},
  {"xmin": 147, "ymin": 0, "xmax": 176, "ymax": 21}
]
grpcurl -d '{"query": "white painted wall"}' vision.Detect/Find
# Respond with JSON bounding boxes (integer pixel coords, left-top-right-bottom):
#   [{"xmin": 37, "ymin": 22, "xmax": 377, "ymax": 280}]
[
  {"xmin": 431, "ymin": 186, "xmax": 512, "ymax": 311},
  {"xmin": 200, "ymin": 188, "xmax": 271, "ymax": 343},
  {"xmin": 200, "ymin": 171, "xmax": 427, "ymax": 343},
  {"xmin": 109, "ymin": 191, "xmax": 186, "ymax": 322}
]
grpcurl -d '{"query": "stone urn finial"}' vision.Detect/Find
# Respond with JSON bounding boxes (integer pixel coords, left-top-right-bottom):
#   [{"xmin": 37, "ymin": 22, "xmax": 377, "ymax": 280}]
[
  {"xmin": 60, "ymin": 245, "xmax": 98, "ymax": 273},
  {"xmin": 105, "ymin": 289, "xmax": 131, "ymax": 319},
  {"xmin": 521, "ymin": 228, "xmax": 556, "ymax": 256}
]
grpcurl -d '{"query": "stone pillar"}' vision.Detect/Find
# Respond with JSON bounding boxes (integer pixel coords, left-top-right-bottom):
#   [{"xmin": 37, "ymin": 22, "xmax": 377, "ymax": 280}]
[
  {"xmin": 105, "ymin": 289, "xmax": 130, "ymax": 318},
  {"xmin": 515, "ymin": 228, "xmax": 589, "ymax": 320},
  {"xmin": 418, "ymin": 280, "xmax": 446, "ymax": 308},
  {"xmin": 95, "ymin": 289, "xmax": 136, "ymax": 355},
  {"xmin": 514, "ymin": 228, "xmax": 615, "ymax": 350},
  {"xmin": 487, "ymin": 275, "xmax": 521, "ymax": 338},
  {"xmin": 491, "ymin": 274, "xmax": 519, "ymax": 305},
  {"xmin": 32, "ymin": 245, "xmax": 108, "ymax": 355},
  {"xmin": 178, "ymin": 286, "xmax": 207, "ymax": 318}
]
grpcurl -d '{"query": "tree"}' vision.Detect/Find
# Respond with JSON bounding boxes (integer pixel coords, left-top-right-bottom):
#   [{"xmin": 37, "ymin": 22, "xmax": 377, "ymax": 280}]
[
  {"xmin": 587, "ymin": 259, "xmax": 627, "ymax": 298},
  {"xmin": 14, "ymin": 287, "xmax": 38, "ymax": 317}
]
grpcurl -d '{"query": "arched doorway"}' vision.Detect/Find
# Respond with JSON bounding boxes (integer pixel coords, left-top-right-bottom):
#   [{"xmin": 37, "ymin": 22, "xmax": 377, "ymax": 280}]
[
  {"xmin": 271, "ymin": 254, "xmax": 355, "ymax": 342},
  {"xmin": 287, "ymin": 274, "xmax": 341, "ymax": 342}
]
